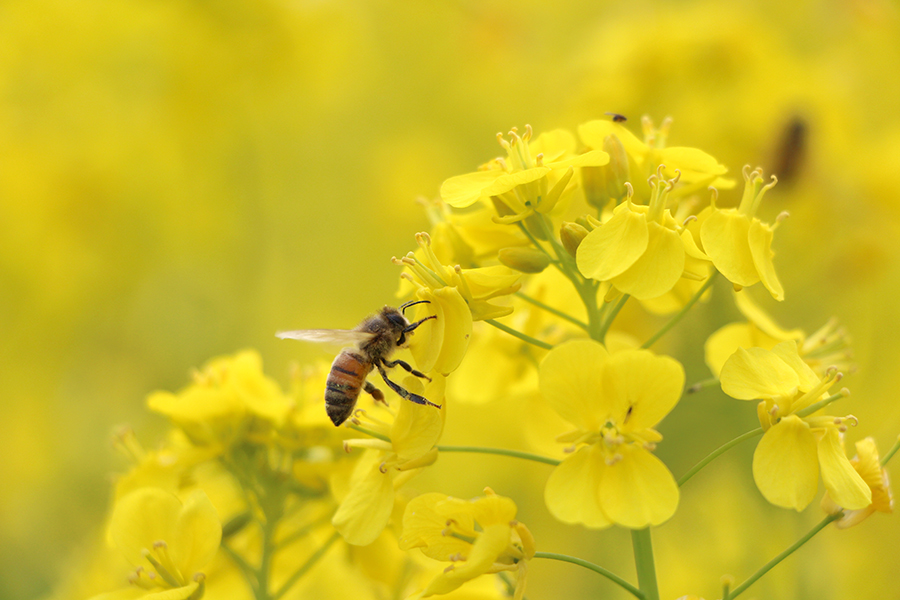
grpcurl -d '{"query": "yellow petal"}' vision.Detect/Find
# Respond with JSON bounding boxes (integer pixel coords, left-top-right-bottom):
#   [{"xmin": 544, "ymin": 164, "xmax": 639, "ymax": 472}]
[
  {"xmin": 704, "ymin": 323, "xmax": 756, "ymax": 377},
  {"xmin": 576, "ymin": 207, "xmax": 649, "ymax": 281},
  {"xmin": 471, "ymin": 494, "xmax": 518, "ymax": 526},
  {"xmin": 700, "ymin": 209, "xmax": 759, "ymax": 287},
  {"xmin": 656, "ymin": 146, "xmax": 728, "ymax": 181},
  {"xmin": 539, "ymin": 340, "xmax": 609, "ymax": 431},
  {"xmin": 421, "ymin": 524, "xmax": 510, "ymax": 596},
  {"xmin": 409, "ymin": 287, "xmax": 472, "ymax": 375},
  {"xmin": 602, "ymin": 350, "xmax": 684, "ymax": 431},
  {"xmin": 544, "ymin": 446, "xmax": 612, "ymax": 529},
  {"xmin": 440, "ymin": 170, "xmax": 505, "ymax": 208},
  {"xmin": 733, "ymin": 290, "xmax": 803, "ymax": 341},
  {"xmin": 578, "ymin": 120, "xmax": 646, "ymax": 159},
  {"xmin": 748, "ymin": 220, "xmax": 784, "ymax": 301},
  {"xmin": 332, "ymin": 451, "xmax": 396, "ymax": 546},
  {"xmin": 752, "ymin": 416, "xmax": 818, "ymax": 510},
  {"xmin": 391, "ymin": 376, "xmax": 445, "ymax": 462},
  {"xmin": 483, "ymin": 167, "xmax": 552, "ymax": 196},
  {"xmin": 171, "ymin": 490, "xmax": 221, "ymax": 577},
  {"xmin": 110, "ymin": 488, "xmax": 182, "ymax": 568},
  {"xmin": 598, "ymin": 445, "xmax": 679, "ymax": 528},
  {"xmin": 770, "ymin": 341, "xmax": 819, "ymax": 394},
  {"xmin": 529, "ymin": 128, "xmax": 576, "ymax": 159},
  {"xmin": 610, "ymin": 222, "xmax": 685, "ymax": 299},
  {"xmin": 545, "ymin": 149, "xmax": 609, "ymax": 169},
  {"xmin": 817, "ymin": 428, "xmax": 872, "ymax": 510},
  {"xmin": 399, "ymin": 493, "xmax": 472, "ymax": 559},
  {"xmin": 720, "ymin": 346, "xmax": 799, "ymax": 400}
]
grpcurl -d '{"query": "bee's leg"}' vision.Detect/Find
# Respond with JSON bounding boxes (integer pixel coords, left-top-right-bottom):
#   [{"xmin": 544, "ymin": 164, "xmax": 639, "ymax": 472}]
[
  {"xmin": 382, "ymin": 358, "xmax": 431, "ymax": 382},
  {"xmin": 403, "ymin": 315, "xmax": 436, "ymax": 333},
  {"xmin": 374, "ymin": 361, "xmax": 441, "ymax": 409},
  {"xmin": 363, "ymin": 381, "xmax": 388, "ymax": 405}
]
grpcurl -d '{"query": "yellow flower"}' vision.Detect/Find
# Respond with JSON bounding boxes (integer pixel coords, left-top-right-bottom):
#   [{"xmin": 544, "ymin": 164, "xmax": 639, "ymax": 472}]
[
  {"xmin": 396, "ymin": 232, "xmax": 521, "ymax": 374},
  {"xmin": 539, "ymin": 340, "xmax": 682, "ymax": 529},
  {"xmin": 821, "ymin": 437, "xmax": 893, "ymax": 528},
  {"xmin": 576, "ymin": 169, "xmax": 707, "ymax": 300},
  {"xmin": 399, "ymin": 490, "xmax": 534, "ymax": 599},
  {"xmin": 147, "ymin": 350, "xmax": 291, "ymax": 450},
  {"xmin": 719, "ymin": 341, "xmax": 870, "ymax": 510},
  {"xmin": 91, "ymin": 488, "xmax": 221, "ymax": 600},
  {"xmin": 705, "ymin": 291, "xmax": 852, "ymax": 378},
  {"xmin": 699, "ymin": 166, "xmax": 786, "ymax": 300},
  {"xmin": 439, "ymin": 125, "xmax": 608, "ymax": 218},
  {"xmin": 332, "ymin": 375, "xmax": 446, "ymax": 546}
]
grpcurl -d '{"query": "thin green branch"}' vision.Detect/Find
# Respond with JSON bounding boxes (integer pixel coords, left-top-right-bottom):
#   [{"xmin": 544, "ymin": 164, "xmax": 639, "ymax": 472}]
[
  {"xmin": 686, "ymin": 377, "xmax": 719, "ymax": 393},
  {"xmin": 794, "ymin": 391, "xmax": 847, "ymax": 418},
  {"xmin": 882, "ymin": 435, "xmax": 900, "ymax": 466},
  {"xmin": 678, "ymin": 428, "xmax": 764, "ymax": 487},
  {"xmin": 641, "ymin": 272, "xmax": 718, "ymax": 349},
  {"xmin": 485, "ymin": 319, "xmax": 554, "ymax": 350},
  {"xmin": 631, "ymin": 529, "xmax": 659, "ymax": 600},
  {"xmin": 221, "ymin": 542, "xmax": 257, "ymax": 590},
  {"xmin": 534, "ymin": 552, "xmax": 643, "ymax": 599},
  {"xmin": 276, "ymin": 513, "xmax": 334, "ymax": 550},
  {"xmin": 598, "ymin": 293, "xmax": 630, "ymax": 341},
  {"xmin": 724, "ymin": 514, "xmax": 840, "ymax": 600},
  {"xmin": 437, "ymin": 445, "xmax": 561, "ymax": 466},
  {"xmin": 347, "ymin": 424, "xmax": 390, "ymax": 442},
  {"xmin": 515, "ymin": 291, "xmax": 588, "ymax": 330},
  {"xmin": 273, "ymin": 531, "xmax": 341, "ymax": 600}
]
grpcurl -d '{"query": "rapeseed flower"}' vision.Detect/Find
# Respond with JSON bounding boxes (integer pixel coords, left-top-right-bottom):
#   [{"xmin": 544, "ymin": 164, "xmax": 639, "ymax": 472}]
[
  {"xmin": 699, "ymin": 166, "xmax": 786, "ymax": 300},
  {"xmin": 821, "ymin": 437, "xmax": 893, "ymax": 528},
  {"xmin": 332, "ymin": 375, "xmax": 446, "ymax": 546},
  {"xmin": 92, "ymin": 488, "xmax": 221, "ymax": 600},
  {"xmin": 539, "ymin": 340, "xmax": 682, "ymax": 528},
  {"xmin": 399, "ymin": 490, "xmax": 534, "ymax": 599},
  {"xmin": 719, "ymin": 341, "xmax": 870, "ymax": 510}
]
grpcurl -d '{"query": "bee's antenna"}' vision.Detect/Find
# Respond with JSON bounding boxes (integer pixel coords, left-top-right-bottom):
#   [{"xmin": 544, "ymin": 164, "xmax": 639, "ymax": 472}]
[{"xmin": 399, "ymin": 299, "xmax": 430, "ymax": 314}]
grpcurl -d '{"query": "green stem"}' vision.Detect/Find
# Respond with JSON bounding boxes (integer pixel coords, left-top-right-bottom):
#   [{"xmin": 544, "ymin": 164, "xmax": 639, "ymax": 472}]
[
  {"xmin": 485, "ymin": 319, "xmax": 554, "ymax": 350},
  {"xmin": 221, "ymin": 542, "xmax": 257, "ymax": 592},
  {"xmin": 631, "ymin": 529, "xmax": 659, "ymax": 600},
  {"xmin": 534, "ymin": 552, "xmax": 643, "ymax": 599},
  {"xmin": 641, "ymin": 272, "xmax": 718, "ymax": 349},
  {"xmin": 273, "ymin": 531, "xmax": 341, "ymax": 600},
  {"xmin": 347, "ymin": 424, "xmax": 390, "ymax": 442},
  {"xmin": 598, "ymin": 293, "xmax": 630, "ymax": 342},
  {"xmin": 794, "ymin": 391, "xmax": 847, "ymax": 418},
  {"xmin": 686, "ymin": 377, "xmax": 719, "ymax": 393},
  {"xmin": 725, "ymin": 514, "xmax": 840, "ymax": 600},
  {"xmin": 276, "ymin": 513, "xmax": 334, "ymax": 550},
  {"xmin": 882, "ymin": 435, "xmax": 900, "ymax": 466},
  {"xmin": 515, "ymin": 291, "xmax": 588, "ymax": 330},
  {"xmin": 437, "ymin": 445, "xmax": 560, "ymax": 466},
  {"xmin": 678, "ymin": 428, "xmax": 763, "ymax": 487}
]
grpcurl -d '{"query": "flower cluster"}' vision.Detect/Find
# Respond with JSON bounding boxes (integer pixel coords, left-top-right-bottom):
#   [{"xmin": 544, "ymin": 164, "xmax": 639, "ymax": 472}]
[{"xmin": 67, "ymin": 117, "xmax": 895, "ymax": 600}]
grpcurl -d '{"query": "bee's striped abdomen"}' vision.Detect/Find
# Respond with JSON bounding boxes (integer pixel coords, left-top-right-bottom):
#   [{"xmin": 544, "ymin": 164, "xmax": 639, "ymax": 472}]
[{"xmin": 325, "ymin": 351, "xmax": 371, "ymax": 426}]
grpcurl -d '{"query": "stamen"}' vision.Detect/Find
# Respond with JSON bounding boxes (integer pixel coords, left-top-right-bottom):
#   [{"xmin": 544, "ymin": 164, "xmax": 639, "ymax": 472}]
[{"xmin": 682, "ymin": 215, "xmax": 698, "ymax": 226}]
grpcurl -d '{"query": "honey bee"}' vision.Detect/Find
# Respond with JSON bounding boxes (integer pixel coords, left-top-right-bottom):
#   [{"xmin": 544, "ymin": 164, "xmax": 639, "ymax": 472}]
[{"xmin": 276, "ymin": 300, "xmax": 440, "ymax": 426}]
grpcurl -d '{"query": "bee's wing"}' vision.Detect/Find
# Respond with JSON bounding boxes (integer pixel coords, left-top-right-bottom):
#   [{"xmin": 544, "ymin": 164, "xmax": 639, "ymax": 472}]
[{"xmin": 275, "ymin": 328, "xmax": 374, "ymax": 345}]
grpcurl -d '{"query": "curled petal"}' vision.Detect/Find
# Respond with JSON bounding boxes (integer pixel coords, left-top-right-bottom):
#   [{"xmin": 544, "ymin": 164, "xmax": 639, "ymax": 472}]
[
  {"xmin": 333, "ymin": 451, "xmax": 397, "ymax": 546},
  {"xmin": 409, "ymin": 287, "xmax": 472, "ymax": 375},
  {"xmin": 817, "ymin": 428, "xmax": 871, "ymax": 510},
  {"xmin": 752, "ymin": 415, "xmax": 818, "ymax": 510},
  {"xmin": 748, "ymin": 220, "xmax": 784, "ymax": 301},
  {"xmin": 700, "ymin": 209, "xmax": 758, "ymax": 287}
]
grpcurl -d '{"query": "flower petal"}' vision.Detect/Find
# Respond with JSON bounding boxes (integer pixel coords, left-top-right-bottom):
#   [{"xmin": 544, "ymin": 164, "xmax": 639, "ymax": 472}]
[
  {"xmin": 576, "ymin": 206, "xmax": 649, "ymax": 281},
  {"xmin": 700, "ymin": 209, "xmax": 758, "ymax": 287},
  {"xmin": 332, "ymin": 451, "xmax": 396, "ymax": 546},
  {"xmin": 440, "ymin": 170, "xmax": 505, "ymax": 208},
  {"xmin": 544, "ymin": 446, "xmax": 612, "ymax": 529},
  {"xmin": 399, "ymin": 493, "xmax": 472, "ymax": 559},
  {"xmin": 110, "ymin": 488, "xmax": 182, "ymax": 568},
  {"xmin": 602, "ymin": 350, "xmax": 684, "ymax": 431},
  {"xmin": 598, "ymin": 445, "xmax": 679, "ymax": 528},
  {"xmin": 720, "ymin": 346, "xmax": 800, "ymax": 400},
  {"xmin": 171, "ymin": 490, "xmax": 221, "ymax": 578},
  {"xmin": 748, "ymin": 220, "xmax": 784, "ymax": 301},
  {"xmin": 539, "ymin": 340, "xmax": 609, "ymax": 431},
  {"xmin": 610, "ymin": 222, "xmax": 685, "ymax": 299},
  {"xmin": 752, "ymin": 415, "xmax": 818, "ymax": 510},
  {"xmin": 817, "ymin": 428, "xmax": 871, "ymax": 510}
]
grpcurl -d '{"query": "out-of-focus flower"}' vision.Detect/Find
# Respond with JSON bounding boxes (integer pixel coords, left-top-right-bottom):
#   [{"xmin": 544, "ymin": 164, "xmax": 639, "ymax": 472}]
[
  {"xmin": 332, "ymin": 375, "xmax": 446, "ymax": 546},
  {"xmin": 700, "ymin": 166, "xmax": 786, "ymax": 301},
  {"xmin": 399, "ymin": 489, "xmax": 534, "ymax": 599},
  {"xmin": 720, "ymin": 341, "xmax": 870, "ymax": 510},
  {"xmin": 91, "ymin": 488, "xmax": 221, "ymax": 600},
  {"xmin": 821, "ymin": 437, "xmax": 893, "ymax": 528},
  {"xmin": 147, "ymin": 350, "xmax": 291, "ymax": 451},
  {"xmin": 539, "ymin": 340, "xmax": 682, "ymax": 529},
  {"xmin": 705, "ymin": 291, "xmax": 852, "ymax": 378}
]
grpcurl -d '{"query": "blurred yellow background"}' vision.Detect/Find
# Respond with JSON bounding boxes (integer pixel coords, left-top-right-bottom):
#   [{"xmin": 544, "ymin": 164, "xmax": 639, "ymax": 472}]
[{"xmin": 3, "ymin": 0, "xmax": 899, "ymax": 598}]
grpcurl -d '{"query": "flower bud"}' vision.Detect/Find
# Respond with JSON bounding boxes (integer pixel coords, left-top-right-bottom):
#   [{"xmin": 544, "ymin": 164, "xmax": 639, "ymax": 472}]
[
  {"xmin": 581, "ymin": 134, "xmax": 629, "ymax": 208},
  {"xmin": 560, "ymin": 221, "xmax": 589, "ymax": 258},
  {"xmin": 498, "ymin": 247, "xmax": 551, "ymax": 273}
]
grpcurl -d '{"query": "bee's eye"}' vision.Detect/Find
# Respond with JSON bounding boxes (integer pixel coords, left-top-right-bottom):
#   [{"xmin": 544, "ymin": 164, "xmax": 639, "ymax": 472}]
[{"xmin": 386, "ymin": 313, "xmax": 407, "ymax": 328}]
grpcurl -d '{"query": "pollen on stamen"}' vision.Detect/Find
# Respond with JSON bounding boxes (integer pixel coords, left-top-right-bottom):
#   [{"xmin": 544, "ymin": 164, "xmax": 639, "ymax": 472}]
[{"xmin": 682, "ymin": 215, "xmax": 698, "ymax": 227}]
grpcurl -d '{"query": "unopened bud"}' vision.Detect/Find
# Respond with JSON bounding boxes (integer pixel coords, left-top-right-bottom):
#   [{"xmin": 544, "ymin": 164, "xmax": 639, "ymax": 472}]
[
  {"xmin": 560, "ymin": 222, "xmax": 590, "ymax": 258},
  {"xmin": 581, "ymin": 134, "xmax": 630, "ymax": 208},
  {"xmin": 574, "ymin": 215, "xmax": 595, "ymax": 232},
  {"xmin": 498, "ymin": 247, "xmax": 551, "ymax": 273}
]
